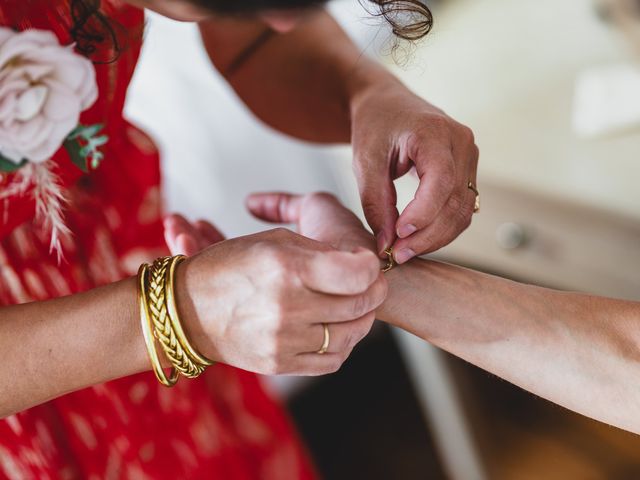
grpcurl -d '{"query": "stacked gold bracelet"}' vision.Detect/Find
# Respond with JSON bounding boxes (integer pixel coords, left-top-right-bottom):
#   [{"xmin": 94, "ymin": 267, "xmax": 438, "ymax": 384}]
[{"xmin": 138, "ymin": 255, "xmax": 214, "ymax": 387}]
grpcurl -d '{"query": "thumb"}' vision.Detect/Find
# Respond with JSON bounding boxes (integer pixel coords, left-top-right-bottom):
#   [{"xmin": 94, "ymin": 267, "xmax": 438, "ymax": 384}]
[
  {"xmin": 356, "ymin": 166, "xmax": 399, "ymax": 255},
  {"xmin": 246, "ymin": 192, "xmax": 303, "ymax": 224}
]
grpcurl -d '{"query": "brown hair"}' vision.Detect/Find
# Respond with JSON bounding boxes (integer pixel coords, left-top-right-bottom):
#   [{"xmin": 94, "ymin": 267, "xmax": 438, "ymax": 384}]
[
  {"xmin": 70, "ymin": 0, "xmax": 433, "ymax": 61},
  {"xmin": 366, "ymin": 0, "xmax": 433, "ymax": 41}
]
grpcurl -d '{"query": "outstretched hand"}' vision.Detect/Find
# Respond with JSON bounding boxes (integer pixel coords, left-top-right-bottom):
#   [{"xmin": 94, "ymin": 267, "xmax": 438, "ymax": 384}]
[{"xmin": 245, "ymin": 191, "xmax": 376, "ymax": 254}]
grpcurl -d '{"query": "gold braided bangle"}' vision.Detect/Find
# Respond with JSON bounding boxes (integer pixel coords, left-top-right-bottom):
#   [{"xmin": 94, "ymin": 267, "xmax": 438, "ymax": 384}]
[
  {"xmin": 147, "ymin": 257, "xmax": 204, "ymax": 379},
  {"xmin": 138, "ymin": 263, "xmax": 179, "ymax": 387},
  {"xmin": 164, "ymin": 255, "xmax": 214, "ymax": 368}
]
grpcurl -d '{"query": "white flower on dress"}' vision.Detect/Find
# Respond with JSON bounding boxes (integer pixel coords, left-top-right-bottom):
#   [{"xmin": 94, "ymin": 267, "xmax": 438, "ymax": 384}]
[{"xmin": 0, "ymin": 27, "xmax": 98, "ymax": 164}]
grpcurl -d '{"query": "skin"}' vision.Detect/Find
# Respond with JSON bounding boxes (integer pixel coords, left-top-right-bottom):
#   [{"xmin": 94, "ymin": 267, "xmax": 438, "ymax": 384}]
[
  {"xmin": 170, "ymin": 192, "xmax": 637, "ymax": 436},
  {"xmin": 1, "ymin": 0, "xmax": 475, "ymax": 416},
  {"xmin": 129, "ymin": 0, "xmax": 480, "ymax": 261},
  {"xmin": 0, "ymin": 228, "xmax": 385, "ymax": 418}
]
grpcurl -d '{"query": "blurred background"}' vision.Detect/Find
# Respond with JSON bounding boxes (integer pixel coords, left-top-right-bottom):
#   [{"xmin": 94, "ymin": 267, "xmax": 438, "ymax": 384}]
[{"xmin": 125, "ymin": 0, "xmax": 640, "ymax": 478}]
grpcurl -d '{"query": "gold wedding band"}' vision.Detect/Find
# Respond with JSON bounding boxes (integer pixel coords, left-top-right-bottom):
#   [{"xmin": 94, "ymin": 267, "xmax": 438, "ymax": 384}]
[
  {"xmin": 317, "ymin": 323, "xmax": 330, "ymax": 355},
  {"xmin": 468, "ymin": 181, "xmax": 480, "ymax": 213}
]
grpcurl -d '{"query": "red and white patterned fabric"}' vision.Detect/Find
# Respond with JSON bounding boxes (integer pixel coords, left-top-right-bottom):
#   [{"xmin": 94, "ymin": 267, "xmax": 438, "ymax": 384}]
[{"xmin": 0, "ymin": 1, "xmax": 316, "ymax": 478}]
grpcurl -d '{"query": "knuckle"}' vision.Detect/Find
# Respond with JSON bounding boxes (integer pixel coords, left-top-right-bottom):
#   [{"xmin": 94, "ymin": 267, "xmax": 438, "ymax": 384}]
[
  {"xmin": 459, "ymin": 125, "xmax": 476, "ymax": 145},
  {"xmin": 341, "ymin": 329, "xmax": 357, "ymax": 352},
  {"xmin": 328, "ymin": 358, "xmax": 343, "ymax": 374},
  {"xmin": 270, "ymin": 226, "xmax": 290, "ymax": 237},
  {"xmin": 351, "ymin": 293, "xmax": 368, "ymax": 319},
  {"xmin": 425, "ymin": 115, "xmax": 449, "ymax": 133},
  {"xmin": 358, "ymin": 313, "xmax": 377, "ymax": 340},
  {"xmin": 353, "ymin": 326, "xmax": 368, "ymax": 346},
  {"xmin": 265, "ymin": 227, "xmax": 293, "ymax": 243},
  {"xmin": 471, "ymin": 143, "xmax": 480, "ymax": 162}
]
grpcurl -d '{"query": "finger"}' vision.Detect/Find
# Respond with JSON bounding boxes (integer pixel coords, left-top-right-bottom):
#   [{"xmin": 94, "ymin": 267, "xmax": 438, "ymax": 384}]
[
  {"xmin": 396, "ymin": 146, "xmax": 456, "ymax": 240},
  {"xmin": 164, "ymin": 214, "xmax": 205, "ymax": 254},
  {"xmin": 393, "ymin": 192, "xmax": 475, "ymax": 262},
  {"xmin": 322, "ymin": 274, "xmax": 387, "ymax": 323},
  {"xmin": 354, "ymin": 156, "xmax": 399, "ymax": 255},
  {"xmin": 286, "ymin": 352, "xmax": 350, "ymax": 376},
  {"xmin": 299, "ymin": 248, "xmax": 381, "ymax": 295},
  {"xmin": 299, "ymin": 312, "xmax": 376, "ymax": 355},
  {"xmin": 195, "ymin": 220, "xmax": 225, "ymax": 245},
  {"xmin": 293, "ymin": 274, "xmax": 387, "ymax": 328},
  {"xmin": 164, "ymin": 214, "xmax": 196, "ymax": 254},
  {"xmin": 164, "ymin": 223, "xmax": 179, "ymax": 255},
  {"xmin": 164, "ymin": 214, "xmax": 196, "ymax": 243},
  {"xmin": 176, "ymin": 233, "xmax": 200, "ymax": 256},
  {"xmin": 246, "ymin": 192, "xmax": 303, "ymax": 224}
]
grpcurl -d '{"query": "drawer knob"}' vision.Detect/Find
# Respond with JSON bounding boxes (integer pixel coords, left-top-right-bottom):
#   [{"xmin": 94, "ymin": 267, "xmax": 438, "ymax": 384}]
[{"xmin": 496, "ymin": 222, "xmax": 529, "ymax": 250}]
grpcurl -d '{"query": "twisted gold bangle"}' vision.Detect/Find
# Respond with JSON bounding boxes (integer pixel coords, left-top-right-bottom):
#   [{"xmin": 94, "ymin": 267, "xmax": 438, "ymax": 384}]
[
  {"xmin": 147, "ymin": 257, "xmax": 204, "ymax": 379},
  {"xmin": 165, "ymin": 255, "xmax": 214, "ymax": 367},
  {"xmin": 138, "ymin": 264, "xmax": 178, "ymax": 387}
]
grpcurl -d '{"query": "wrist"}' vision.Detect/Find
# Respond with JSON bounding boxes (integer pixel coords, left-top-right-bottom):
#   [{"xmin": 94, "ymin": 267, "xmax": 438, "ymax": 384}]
[
  {"xmin": 346, "ymin": 63, "xmax": 402, "ymax": 114},
  {"xmin": 173, "ymin": 257, "xmax": 220, "ymax": 363},
  {"xmin": 377, "ymin": 259, "xmax": 411, "ymax": 322}
]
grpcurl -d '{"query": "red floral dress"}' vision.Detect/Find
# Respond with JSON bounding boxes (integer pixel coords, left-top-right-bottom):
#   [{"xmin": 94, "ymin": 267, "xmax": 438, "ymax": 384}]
[{"xmin": 0, "ymin": 2, "xmax": 316, "ymax": 479}]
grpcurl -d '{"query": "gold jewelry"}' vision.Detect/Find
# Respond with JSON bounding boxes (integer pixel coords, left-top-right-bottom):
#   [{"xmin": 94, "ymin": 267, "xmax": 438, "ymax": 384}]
[
  {"xmin": 382, "ymin": 247, "xmax": 396, "ymax": 273},
  {"xmin": 138, "ymin": 255, "xmax": 214, "ymax": 387},
  {"xmin": 165, "ymin": 255, "xmax": 214, "ymax": 368},
  {"xmin": 147, "ymin": 257, "xmax": 204, "ymax": 379},
  {"xmin": 467, "ymin": 181, "xmax": 480, "ymax": 213},
  {"xmin": 138, "ymin": 264, "xmax": 179, "ymax": 387},
  {"xmin": 317, "ymin": 323, "xmax": 330, "ymax": 355}
]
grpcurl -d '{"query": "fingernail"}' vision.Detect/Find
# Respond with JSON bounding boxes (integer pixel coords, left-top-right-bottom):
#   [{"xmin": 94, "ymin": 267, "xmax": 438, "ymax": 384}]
[
  {"xmin": 395, "ymin": 248, "xmax": 415, "ymax": 264},
  {"xmin": 376, "ymin": 231, "xmax": 389, "ymax": 254},
  {"xmin": 397, "ymin": 224, "xmax": 417, "ymax": 239}
]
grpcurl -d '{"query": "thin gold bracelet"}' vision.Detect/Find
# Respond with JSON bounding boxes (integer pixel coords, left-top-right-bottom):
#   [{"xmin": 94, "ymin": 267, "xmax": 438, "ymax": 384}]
[
  {"xmin": 147, "ymin": 257, "xmax": 204, "ymax": 379},
  {"xmin": 138, "ymin": 263, "xmax": 179, "ymax": 387},
  {"xmin": 165, "ymin": 255, "xmax": 214, "ymax": 368},
  {"xmin": 382, "ymin": 247, "xmax": 396, "ymax": 273}
]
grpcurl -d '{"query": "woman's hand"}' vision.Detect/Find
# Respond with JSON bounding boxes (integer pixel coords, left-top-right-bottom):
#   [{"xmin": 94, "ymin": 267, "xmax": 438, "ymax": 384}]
[
  {"xmin": 163, "ymin": 216, "xmax": 386, "ymax": 376},
  {"xmin": 246, "ymin": 191, "xmax": 375, "ymax": 254},
  {"xmin": 350, "ymin": 79, "xmax": 479, "ymax": 263}
]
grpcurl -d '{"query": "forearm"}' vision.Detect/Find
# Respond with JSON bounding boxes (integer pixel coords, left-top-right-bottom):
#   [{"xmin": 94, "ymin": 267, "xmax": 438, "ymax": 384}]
[
  {"xmin": 380, "ymin": 259, "xmax": 640, "ymax": 433},
  {"xmin": 199, "ymin": 11, "xmax": 398, "ymax": 143},
  {"xmin": 1, "ymin": 277, "xmax": 148, "ymax": 417}
]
